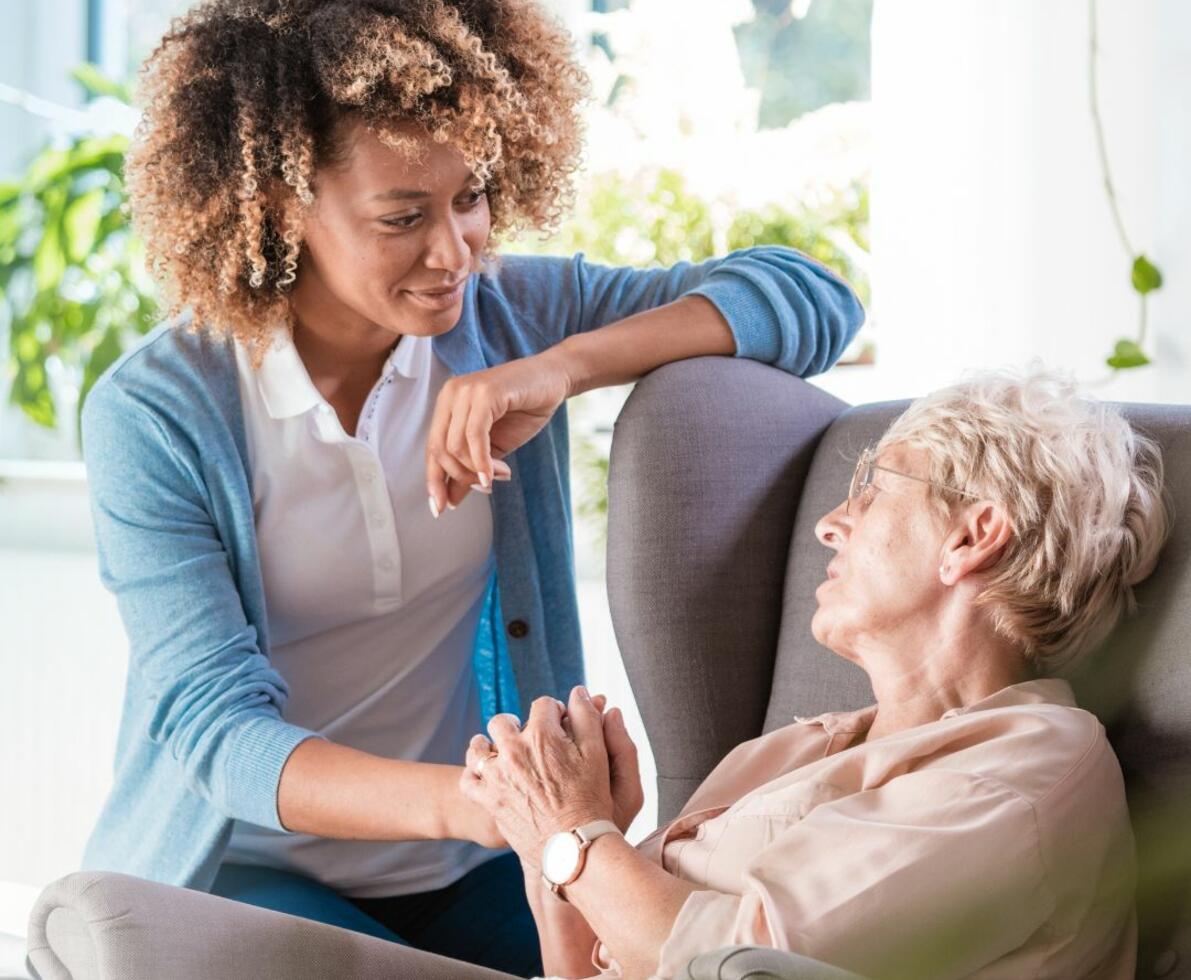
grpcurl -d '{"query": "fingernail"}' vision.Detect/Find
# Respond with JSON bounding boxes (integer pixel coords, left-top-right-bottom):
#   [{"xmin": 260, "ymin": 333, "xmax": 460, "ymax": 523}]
[
  {"xmin": 470, "ymin": 484, "xmax": 493, "ymax": 495},
  {"xmin": 428, "ymin": 496, "xmax": 440, "ymax": 519},
  {"xmin": 577, "ymin": 685, "xmax": 590, "ymax": 701},
  {"xmin": 479, "ymin": 472, "xmax": 490, "ymax": 489},
  {"xmin": 495, "ymin": 472, "xmax": 512, "ymax": 482},
  {"xmin": 447, "ymin": 501, "xmax": 457, "ymax": 511}
]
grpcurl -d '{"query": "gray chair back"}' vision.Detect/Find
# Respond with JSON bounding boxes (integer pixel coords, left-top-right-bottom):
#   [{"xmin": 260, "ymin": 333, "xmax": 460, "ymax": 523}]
[{"xmin": 607, "ymin": 358, "xmax": 1191, "ymax": 980}]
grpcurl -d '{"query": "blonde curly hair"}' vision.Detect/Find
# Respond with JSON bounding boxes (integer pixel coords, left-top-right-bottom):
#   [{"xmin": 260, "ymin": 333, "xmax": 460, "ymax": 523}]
[
  {"xmin": 876, "ymin": 367, "xmax": 1172, "ymax": 674},
  {"xmin": 125, "ymin": 0, "xmax": 588, "ymax": 356}
]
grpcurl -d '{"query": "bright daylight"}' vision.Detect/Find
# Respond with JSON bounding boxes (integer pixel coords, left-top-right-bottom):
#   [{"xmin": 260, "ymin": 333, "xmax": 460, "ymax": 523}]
[{"xmin": 1, "ymin": 1, "xmax": 1188, "ymax": 979}]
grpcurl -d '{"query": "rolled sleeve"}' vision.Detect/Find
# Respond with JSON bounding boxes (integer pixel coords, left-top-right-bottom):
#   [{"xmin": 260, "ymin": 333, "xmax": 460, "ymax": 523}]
[
  {"xmin": 686, "ymin": 247, "xmax": 865, "ymax": 376},
  {"xmin": 488, "ymin": 248, "xmax": 865, "ymax": 378}
]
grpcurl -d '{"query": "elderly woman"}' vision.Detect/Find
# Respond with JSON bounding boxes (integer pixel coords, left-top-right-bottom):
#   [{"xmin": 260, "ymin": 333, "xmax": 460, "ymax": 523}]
[{"xmin": 463, "ymin": 369, "xmax": 1170, "ymax": 980}]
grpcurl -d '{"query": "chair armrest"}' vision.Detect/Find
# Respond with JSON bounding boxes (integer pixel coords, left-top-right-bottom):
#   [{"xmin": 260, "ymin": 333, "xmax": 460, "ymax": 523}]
[
  {"xmin": 685, "ymin": 945, "xmax": 866, "ymax": 980},
  {"xmin": 27, "ymin": 872, "xmax": 517, "ymax": 980}
]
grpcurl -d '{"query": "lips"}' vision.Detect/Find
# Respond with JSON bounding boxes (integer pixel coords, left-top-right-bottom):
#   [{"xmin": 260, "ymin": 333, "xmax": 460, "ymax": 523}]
[{"xmin": 403, "ymin": 279, "xmax": 467, "ymax": 311}]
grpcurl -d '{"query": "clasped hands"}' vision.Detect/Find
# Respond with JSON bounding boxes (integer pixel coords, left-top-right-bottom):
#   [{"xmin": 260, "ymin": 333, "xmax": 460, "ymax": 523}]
[{"xmin": 460, "ymin": 686, "xmax": 644, "ymax": 874}]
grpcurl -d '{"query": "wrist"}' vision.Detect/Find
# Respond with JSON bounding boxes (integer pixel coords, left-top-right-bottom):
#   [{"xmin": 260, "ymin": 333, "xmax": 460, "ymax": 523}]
[{"xmin": 541, "ymin": 336, "xmax": 589, "ymax": 399}]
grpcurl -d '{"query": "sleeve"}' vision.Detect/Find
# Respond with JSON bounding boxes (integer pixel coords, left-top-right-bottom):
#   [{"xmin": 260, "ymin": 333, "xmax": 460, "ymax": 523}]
[
  {"xmin": 492, "ymin": 247, "xmax": 866, "ymax": 378},
  {"xmin": 82, "ymin": 379, "xmax": 318, "ymax": 831},
  {"xmin": 652, "ymin": 770, "xmax": 1055, "ymax": 980}
]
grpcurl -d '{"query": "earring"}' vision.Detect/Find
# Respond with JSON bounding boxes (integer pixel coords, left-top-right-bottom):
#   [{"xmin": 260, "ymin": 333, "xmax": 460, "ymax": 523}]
[{"xmin": 939, "ymin": 565, "xmax": 947, "ymax": 578}]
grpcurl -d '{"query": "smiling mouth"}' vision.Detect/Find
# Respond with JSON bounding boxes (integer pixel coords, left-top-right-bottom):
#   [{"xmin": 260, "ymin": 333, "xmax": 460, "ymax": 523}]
[{"xmin": 403, "ymin": 279, "xmax": 467, "ymax": 310}]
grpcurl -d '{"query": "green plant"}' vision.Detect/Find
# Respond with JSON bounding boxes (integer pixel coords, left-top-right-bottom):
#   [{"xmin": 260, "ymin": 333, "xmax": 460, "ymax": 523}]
[
  {"xmin": 519, "ymin": 167, "xmax": 869, "ymax": 308},
  {"xmin": 1089, "ymin": 0, "xmax": 1162, "ymax": 372},
  {"xmin": 0, "ymin": 66, "xmax": 157, "ymax": 432}
]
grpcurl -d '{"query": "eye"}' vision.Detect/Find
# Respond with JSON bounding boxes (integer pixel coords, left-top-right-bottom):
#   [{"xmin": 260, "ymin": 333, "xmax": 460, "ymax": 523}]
[
  {"xmin": 380, "ymin": 212, "xmax": 422, "ymax": 230},
  {"xmin": 459, "ymin": 187, "xmax": 487, "ymax": 207},
  {"xmin": 856, "ymin": 483, "xmax": 880, "ymax": 510}
]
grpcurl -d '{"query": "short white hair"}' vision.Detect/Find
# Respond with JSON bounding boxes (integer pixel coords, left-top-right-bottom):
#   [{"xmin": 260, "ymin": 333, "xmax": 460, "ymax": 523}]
[{"xmin": 876, "ymin": 366, "xmax": 1171, "ymax": 674}]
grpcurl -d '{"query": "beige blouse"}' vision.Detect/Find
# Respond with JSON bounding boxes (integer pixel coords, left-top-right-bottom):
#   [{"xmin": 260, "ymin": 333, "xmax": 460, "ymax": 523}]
[{"xmin": 594, "ymin": 679, "xmax": 1137, "ymax": 980}]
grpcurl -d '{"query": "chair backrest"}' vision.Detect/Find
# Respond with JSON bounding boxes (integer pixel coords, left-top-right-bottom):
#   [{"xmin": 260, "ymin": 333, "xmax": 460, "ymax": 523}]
[{"xmin": 608, "ymin": 360, "xmax": 1191, "ymax": 979}]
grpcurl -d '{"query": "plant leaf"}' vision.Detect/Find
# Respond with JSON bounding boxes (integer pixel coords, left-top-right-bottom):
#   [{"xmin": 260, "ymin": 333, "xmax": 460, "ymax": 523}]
[
  {"xmin": 70, "ymin": 64, "xmax": 134, "ymax": 104},
  {"xmin": 1106, "ymin": 339, "xmax": 1151, "ymax": 370},
  {"xmin": 1132, "ymin": 255, "xmax": 1163, "ymax": 294},
  {"xmin": 63, "ymin": 188, "xmax": 105, "ymax": 262}
]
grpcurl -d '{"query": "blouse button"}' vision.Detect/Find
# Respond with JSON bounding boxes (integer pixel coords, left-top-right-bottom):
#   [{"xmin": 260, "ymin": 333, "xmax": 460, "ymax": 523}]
[{"xmin": 507, "ymin": 619, "xmax": 529, "ymax": 639}]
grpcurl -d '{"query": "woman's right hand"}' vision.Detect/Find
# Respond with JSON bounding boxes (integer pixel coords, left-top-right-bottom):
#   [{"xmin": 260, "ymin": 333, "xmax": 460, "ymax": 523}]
[{"xmin": 446, "ymin": 777, "xmax": 508, "ymax": 848}]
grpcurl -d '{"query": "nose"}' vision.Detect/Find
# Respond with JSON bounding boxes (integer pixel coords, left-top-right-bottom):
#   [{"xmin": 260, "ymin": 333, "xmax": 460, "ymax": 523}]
[
  {"xmin": 423, "ymin": 211, "xmax": 471, "ymax": 276},
  {"xmin": 815, "ymin": 499, "xmax": 851, "ymax": 551}
]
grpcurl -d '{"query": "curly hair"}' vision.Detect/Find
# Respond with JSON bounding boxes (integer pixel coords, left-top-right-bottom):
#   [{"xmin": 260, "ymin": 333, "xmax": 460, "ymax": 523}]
[
  {"xmin": 124, "ymin": 0, "xmax": 588, "ymax": 355},
  {"xmin": 876, "ymin": 367, "xmax": 1172, "ymax": 675}
]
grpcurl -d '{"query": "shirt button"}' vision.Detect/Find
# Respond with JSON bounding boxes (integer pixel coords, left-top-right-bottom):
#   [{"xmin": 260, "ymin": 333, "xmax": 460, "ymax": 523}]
[
  {"xmin": 371, "ymin": 512, "xmax": 387, "ymax": 527},
  {"xmin": 507, "ymin": 619, "xmax": 529, "ymax": 639},
  {"xmin": 379, "ymin": 557, "xmax": 395, "ymax": 571},
  {"xmin": 318, "ymin": 404, "xmax": 333, "ymax": 416}
]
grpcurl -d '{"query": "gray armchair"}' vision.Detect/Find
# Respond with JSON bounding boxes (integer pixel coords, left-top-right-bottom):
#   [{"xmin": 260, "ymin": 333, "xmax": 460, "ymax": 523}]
[{"xmin": 28, "ymin": 358, "xmax": 1191, "ymax": 979}]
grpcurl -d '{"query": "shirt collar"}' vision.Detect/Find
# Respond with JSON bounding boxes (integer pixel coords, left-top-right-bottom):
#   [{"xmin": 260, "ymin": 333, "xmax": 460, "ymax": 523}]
[
  {"xmin": 251, "ymin": 330, "xmax": 425, "ymax": 420},
  {"xmin": 793, "ymin": 678, "xmax": 1078, "ymax": 735}
]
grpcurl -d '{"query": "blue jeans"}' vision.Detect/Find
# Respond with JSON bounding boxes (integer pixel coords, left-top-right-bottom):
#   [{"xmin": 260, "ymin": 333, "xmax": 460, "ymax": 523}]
[{"xmin": 211, "ymin": 851, "xmax": 543, "ymax": 978}]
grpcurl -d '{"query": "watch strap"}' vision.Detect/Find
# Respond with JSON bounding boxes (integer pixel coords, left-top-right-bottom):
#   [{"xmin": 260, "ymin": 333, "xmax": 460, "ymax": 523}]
[
  {"xmin": 574, "ymin": 818, "xmax": 621, "ymax": 846},
  {"xmin": 545, "ymin": 819, "xmax": 623, "ymax": 902}
]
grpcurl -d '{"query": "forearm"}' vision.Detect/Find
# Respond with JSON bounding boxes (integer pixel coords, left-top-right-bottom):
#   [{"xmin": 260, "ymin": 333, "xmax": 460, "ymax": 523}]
[
  {"xmin": 524, "ymin": 872, "xmax": 601, "ymax": 978},
  {"xmin": 276, "ymin": 738, "xmax": 487, "ymax": 842},
  {"xmin": 565, "ymin": 835, "xmax": 699, "ymax": 980},
  {"xmin": 549, "ymin": 294, "xmax": 735, "ymax": 397}
]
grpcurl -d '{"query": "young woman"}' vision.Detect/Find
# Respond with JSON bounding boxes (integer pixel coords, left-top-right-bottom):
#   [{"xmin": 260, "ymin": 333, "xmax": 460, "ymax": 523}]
[{"xmin": 80, "ymin": 0, "xmax": 864, "ymax": 975}]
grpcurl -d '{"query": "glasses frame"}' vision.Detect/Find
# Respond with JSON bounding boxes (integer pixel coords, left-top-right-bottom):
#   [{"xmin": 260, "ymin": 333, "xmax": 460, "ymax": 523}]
[{"xmin": 847, "ymin": 447, "xmax": 982, "ymax": 515}]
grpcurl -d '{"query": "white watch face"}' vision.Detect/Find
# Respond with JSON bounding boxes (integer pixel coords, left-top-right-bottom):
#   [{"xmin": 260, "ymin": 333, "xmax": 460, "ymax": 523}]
[{"xmin": 542, "ymin": 831, "xmax": 582, "ymax": 886}]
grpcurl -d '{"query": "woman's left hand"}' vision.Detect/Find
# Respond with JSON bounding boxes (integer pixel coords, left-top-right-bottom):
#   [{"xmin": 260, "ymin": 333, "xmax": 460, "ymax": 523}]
[
  {"xmin": 425, "ymin": 349, "xmax": 574, "ymax": 514},
  {"xmin": 460, "ymin": 686, "xmax": 615, "ymax": 872}
]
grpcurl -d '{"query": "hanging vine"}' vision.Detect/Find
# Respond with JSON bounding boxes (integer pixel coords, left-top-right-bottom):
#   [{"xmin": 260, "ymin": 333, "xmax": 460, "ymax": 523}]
[{"xmin": 1089, "ymin": 0, "xmax": 1163, "ymax": 371}]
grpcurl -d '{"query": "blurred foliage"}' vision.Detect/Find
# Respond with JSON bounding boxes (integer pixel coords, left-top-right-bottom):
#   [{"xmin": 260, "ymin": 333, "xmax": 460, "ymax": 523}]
[
  {"xmin": 735, "ymin": 0, "xmax": 873, "ymax": 129},
  {"xmin": 519, "ymin": 167, "xmax": 870, "ymax": 307},
  {"xmin": 0, "ymin": 67, "xmax": 156, "ymax": 432},
  {"xmin": 519, "ymin": 165, "xmax": 870, "ymax": 536}
]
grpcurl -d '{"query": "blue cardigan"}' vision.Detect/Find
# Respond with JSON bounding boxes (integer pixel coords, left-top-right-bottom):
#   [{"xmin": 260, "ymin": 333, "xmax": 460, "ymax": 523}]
[{"xmin": 80, "ymin": 250, "xmax": 864, "ymax": 890}]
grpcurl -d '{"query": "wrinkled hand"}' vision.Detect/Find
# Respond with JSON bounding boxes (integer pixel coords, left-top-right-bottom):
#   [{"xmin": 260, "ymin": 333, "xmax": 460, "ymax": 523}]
[
  {"xmin": 425, "ymin": 350, "xmax": 573, "ymax": 515},
  {"xmin": 461, "ymin": 687, "xmax": 632, "ymax": 872}
]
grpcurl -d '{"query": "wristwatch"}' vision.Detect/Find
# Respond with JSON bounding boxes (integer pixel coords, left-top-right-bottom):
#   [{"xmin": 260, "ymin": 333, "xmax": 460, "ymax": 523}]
[{"xmin": 540, "ymin": 819, "xmax": 622, "ymax": 899}]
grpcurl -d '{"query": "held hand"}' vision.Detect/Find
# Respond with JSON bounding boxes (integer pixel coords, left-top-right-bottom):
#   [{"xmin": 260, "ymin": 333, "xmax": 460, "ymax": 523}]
[
  {"xmin": 559, "ymin": 695, "xmax": 643, "ymax": 834},
  {"xmin": 441, "ymin": 768, "xmax": 508, "ymax": 849},
  {"xmin": 460, "ymin": 687, "xmax": 614, "ymax": 872},
  {"xmin": 602, "ymin": 707, "xmax": 645, "ymax": 834},
  {"xmin": 425, "ymin": 349, "xmax": 574, "ymax": 515}
]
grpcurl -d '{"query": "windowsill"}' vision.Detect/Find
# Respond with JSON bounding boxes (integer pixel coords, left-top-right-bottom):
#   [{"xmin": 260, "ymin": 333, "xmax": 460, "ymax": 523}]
[{"xmin": 0, "ymin": 459, "xmax": 87, "ymax": 484}]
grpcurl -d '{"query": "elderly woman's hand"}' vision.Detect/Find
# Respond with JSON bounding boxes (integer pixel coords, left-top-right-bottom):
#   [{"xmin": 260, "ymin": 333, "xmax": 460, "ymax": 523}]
[{"xmin": 461, "ymin": 686, "xmax": 636, "ymax": 871}]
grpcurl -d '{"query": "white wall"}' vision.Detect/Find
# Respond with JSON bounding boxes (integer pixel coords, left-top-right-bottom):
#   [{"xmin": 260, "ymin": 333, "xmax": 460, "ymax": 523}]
[{"xmin": 825, "ymin": 0, "xmax": 1189, "ymax": 407}]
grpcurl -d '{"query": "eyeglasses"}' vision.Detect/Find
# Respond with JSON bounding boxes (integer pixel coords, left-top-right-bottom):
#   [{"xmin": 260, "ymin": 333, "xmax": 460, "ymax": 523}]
[{"xmin": 847, "ymin": 447, "xmax": 982, "ymax": 515}]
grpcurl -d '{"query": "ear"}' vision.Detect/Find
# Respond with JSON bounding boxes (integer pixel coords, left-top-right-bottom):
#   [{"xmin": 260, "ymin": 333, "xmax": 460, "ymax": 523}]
[{"xmin": 939, "ymin": 502, "xmax": 1012, "ymax": 586}]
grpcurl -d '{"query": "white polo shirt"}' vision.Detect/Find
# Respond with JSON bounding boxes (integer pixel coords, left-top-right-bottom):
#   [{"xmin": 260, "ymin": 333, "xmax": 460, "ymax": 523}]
[{"xmin": 224, "ymin": 329, "xmax": 497, "ymax": 898}]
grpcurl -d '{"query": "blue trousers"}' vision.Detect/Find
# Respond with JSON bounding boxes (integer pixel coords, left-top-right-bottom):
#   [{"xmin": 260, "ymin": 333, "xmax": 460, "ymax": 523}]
[{"xmin": 211, "ymin": 851, "xmax": 543, "ymax": 978}]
